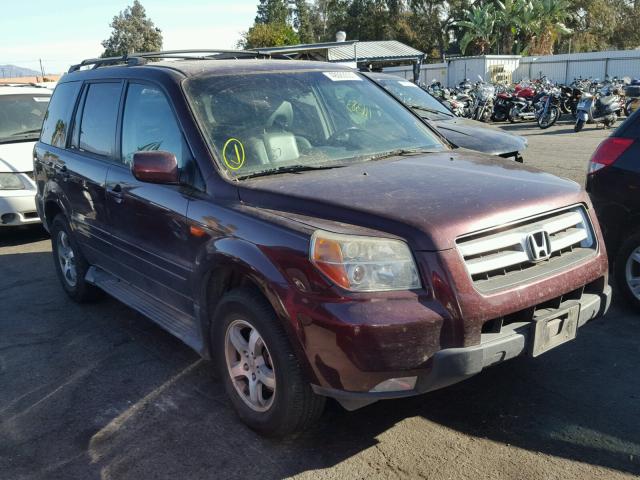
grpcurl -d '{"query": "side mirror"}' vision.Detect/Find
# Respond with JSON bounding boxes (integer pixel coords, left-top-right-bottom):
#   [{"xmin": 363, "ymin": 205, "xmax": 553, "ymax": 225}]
[{"xmin": 131, "ymin": 151, "xmax": 179, "ymax": 184}]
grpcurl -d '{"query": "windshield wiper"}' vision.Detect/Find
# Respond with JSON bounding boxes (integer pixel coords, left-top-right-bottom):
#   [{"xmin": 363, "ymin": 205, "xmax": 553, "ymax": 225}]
[
  {"xmin": 408, "ymin": 105, "xmax": 452, "ymax": 117},
  {"xmin": 11, "ymin": 129, "xmax": 41, "ymax": 136},
  {"xmin": 238, "ymin": 163, "xmax": 345, "ymax": 180},
  {"xmin": 366, "ymin": 148, "xmax": 440, "ymax": 162}
]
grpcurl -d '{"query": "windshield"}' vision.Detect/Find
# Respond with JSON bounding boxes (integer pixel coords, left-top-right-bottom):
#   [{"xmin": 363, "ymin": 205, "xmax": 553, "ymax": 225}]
[
  {"xmin": 372, "ymin": 77, "xmax": 452, "ymax": 118},
  {"xmin": 184, "ymin": 70, "xmax": 445, "ymax": 178},
  {"xmin": 0, "ymin": 94, "xmax": 50, "ymax": 143}
]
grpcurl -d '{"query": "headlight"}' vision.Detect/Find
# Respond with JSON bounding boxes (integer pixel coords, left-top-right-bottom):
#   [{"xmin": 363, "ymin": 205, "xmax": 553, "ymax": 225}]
[
  {"xmin": 0, "ymin": 173, "xmax": 25, "ymax": 190},
  {"xmin": 310, "ymin": 230, "xmax": 421, "ymax": 292}
]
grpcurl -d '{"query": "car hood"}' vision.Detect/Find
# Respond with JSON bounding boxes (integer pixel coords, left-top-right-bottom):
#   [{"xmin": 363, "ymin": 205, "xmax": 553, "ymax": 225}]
[
  {"xmin": 0, "ymin": 141, "xmax": 36, "ymax": 173},
  {"xmin": 428, "ymin": 115, "xmax": 527, "ymax": 156},
  {"xmin": 238, "ymin": 151, "xmax": 586, "ymax": 251}
]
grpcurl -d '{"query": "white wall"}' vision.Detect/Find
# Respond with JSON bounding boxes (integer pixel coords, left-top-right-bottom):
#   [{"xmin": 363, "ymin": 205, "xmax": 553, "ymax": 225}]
[{"xmin": 384, "ymin": 50, "xmax": 640, "ymax": 87}]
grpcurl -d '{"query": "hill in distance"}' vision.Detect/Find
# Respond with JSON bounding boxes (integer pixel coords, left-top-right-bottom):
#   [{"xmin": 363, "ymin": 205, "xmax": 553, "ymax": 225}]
[{"xmin": 0, "ymin": 64, "xmax": 43, "ymax": 78}]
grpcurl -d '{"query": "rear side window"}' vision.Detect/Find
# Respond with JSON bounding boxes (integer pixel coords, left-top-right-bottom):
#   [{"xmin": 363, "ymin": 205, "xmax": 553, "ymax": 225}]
[
  {"xmin": 121, "ymin": 83, "xmax": 188, "ymax": 167},
  {"xmin": 40, "ymin": 82, "xmax": 80, "ymax": 147},
  {"xmin": 78, "ymin": 83, "xmax": 122, "ymax": 157}
]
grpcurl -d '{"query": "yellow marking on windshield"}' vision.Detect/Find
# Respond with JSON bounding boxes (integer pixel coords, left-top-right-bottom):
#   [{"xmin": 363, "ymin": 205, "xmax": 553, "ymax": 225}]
[{"xmin": 222, "ymin": 138, "xmax": 245, "ymax": 170}]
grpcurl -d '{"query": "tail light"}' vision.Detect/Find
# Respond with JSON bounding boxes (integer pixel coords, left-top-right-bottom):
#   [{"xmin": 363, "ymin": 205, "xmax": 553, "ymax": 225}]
[{"xmin": 588, "ymin": 137, "xmax": 634, "ymax": 175}]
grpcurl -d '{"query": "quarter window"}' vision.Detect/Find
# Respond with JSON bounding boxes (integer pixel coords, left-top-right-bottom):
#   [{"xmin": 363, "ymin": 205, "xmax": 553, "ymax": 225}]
[
  {"xmin": 78, "ymin": 82, "xmax": 121, "ymax": 157},
  {"xmin": 121, "ymin": 83, "xmax": 187, "ymax": 167},
  {"xmin": 40, "ymin": 82, "xmax": 80, "ymax": 147}
]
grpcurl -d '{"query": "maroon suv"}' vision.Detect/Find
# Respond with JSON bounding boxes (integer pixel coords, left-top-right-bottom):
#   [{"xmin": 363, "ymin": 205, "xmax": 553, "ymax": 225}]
[{"xmin": 35, "ymin": 52, "xmax": 611, "ymax": 436}]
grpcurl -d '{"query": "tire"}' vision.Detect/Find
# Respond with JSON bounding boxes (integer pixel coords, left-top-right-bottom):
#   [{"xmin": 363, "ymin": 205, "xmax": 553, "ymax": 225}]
[
  {"xmin": 212, "ymin": 288, "xmax": 325, "ymax": 437},
  {"xmin": 50, "ymin": 214, "xmax": 101, "ymax": 302},
  {"xmin": 574, "ymin": 119, "xmax": 585, "ymax": 132},
  {"xmin": 492, "ymin": 110, "xmax": 507, "ymax": 122},
  {"xmin": 509, "ymin": 107, "xmax": 519, "ymax": 123},
  {"xmin": 538, "ymin": 106, "xmax": 559, "ymax": 129},
  {"xmin": 614, "ymin": 231, "xmax": 640, "ymax": 312}
]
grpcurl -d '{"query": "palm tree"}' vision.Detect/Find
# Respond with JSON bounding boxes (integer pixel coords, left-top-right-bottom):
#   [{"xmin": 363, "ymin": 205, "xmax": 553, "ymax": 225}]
[
  {"xmin": 495, "ymin": 0, "xmax": 525, "ymax": 54},
  {"xmin": 456, "ymin": 3, "xmax": 497, "ymax": 55},
  {"xmin": 528, "ymin": 0, "xmax": 573, "ymax": 55}
]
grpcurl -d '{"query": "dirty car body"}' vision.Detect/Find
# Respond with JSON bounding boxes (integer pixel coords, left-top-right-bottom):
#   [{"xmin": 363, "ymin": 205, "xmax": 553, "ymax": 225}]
[
  {"xmin": 364, "ymin": 72, "xmax": 527, "ymax": 162},
  {"xmin": 35, "ymin": 58, "xmax": 610, "ymax": 434}
]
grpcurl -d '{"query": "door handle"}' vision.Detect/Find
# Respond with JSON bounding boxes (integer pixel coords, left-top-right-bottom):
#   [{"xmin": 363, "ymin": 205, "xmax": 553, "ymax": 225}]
[
  {"xmin": 54, "ymin": 164, "xmax": 70, "ymax": 180},
  {"xmin": 107, "ymin": 184, "xmax": 124, "ymax": 204}
]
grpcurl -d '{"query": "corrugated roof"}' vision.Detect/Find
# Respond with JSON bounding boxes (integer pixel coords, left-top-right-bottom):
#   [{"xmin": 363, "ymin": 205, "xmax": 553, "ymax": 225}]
[{"xmin": 328, "ymin": 40, "xmax": 424, "ymax": 62}]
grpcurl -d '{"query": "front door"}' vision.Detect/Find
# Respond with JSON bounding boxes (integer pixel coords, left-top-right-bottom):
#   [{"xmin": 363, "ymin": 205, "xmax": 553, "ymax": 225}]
[{"xmin": 104, "ymin": 82, "xmax": 194, "ymax": 314}]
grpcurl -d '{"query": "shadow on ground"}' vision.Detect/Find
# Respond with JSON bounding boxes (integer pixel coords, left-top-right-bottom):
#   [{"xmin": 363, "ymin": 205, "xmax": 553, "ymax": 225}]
[{"xmin": 1, "ymin": 244, "xmax": 639, "ymax": 479}]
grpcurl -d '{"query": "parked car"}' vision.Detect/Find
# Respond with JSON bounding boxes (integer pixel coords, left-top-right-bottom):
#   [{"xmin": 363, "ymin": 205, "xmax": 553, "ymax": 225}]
[
  {"xmin": 364, "ymin": 72, "xmax": 526, "ymax": 162},
  {"xmin": 587, "ymin": 108, "xmax": 640, "ymax": 310},
  {"xmin": 0, "ymin": 85, "xmax": 51, "ymax": 226},
  {"xmin": 36, "ymin": 53, "xmax": 610, "ymax": 437}
]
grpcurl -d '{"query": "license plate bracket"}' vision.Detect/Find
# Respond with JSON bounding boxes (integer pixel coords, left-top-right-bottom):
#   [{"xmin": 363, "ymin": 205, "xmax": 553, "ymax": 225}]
[{"xmin": 531, "ymin": 304, "xmax": 579, "ymax": 357}]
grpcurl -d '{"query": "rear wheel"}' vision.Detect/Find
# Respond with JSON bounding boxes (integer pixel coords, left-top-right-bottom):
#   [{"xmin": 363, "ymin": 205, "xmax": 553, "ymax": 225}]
[
  {"xmin": 574, "ymin": 119, "xmax": 585, "ymax": 132},
  {"xmin": 213, "ymin": 288, "xmax": 325, "ymax": 437},
  {"xmin": 614, "ymin": 232, "xmax": 640, "ymax": 312},
  {"xmin": 50, "ymin": 215, "xmax": 101, "ymax": 302}
]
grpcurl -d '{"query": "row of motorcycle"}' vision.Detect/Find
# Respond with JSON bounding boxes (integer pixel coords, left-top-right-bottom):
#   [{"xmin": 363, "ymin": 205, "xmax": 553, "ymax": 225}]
[{"xmin": 426, "ymin": 75, "xmax": 640, "ymax": 132}]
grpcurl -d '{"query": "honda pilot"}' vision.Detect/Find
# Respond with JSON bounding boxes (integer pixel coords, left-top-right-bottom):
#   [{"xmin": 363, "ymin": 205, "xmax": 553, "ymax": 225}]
[{"xmin": 35, "ymin": 52, "xmax": 611, "ymax": 436}]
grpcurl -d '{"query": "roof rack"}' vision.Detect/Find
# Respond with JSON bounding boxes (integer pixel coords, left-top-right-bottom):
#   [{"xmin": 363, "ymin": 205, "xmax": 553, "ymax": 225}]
[{"xmin": 68, "ymin": 49, "xmax": 289, "ymax": 73}]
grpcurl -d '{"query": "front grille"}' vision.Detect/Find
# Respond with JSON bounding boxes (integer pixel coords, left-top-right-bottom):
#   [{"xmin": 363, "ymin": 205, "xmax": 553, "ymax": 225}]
[{"xmin": 457, "ymin": 206, "xmax": 596, "ymax": 293}]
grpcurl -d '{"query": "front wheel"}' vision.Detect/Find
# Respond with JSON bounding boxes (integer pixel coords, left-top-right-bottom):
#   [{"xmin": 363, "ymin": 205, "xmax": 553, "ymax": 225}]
[
  {"xmin": 538, "ymin": 106, "xmax": 559, "ymax": 129},
  {"xmin": 614, "ymin": 231, "xmax": 640, "ymax": 312},
  {"xmin": 574, "ymin": 119, "xmax": 585, "ymax": 132},
  {"xmin": 213, "ymin": 288, "xmax": 325, "ymax": 437}
]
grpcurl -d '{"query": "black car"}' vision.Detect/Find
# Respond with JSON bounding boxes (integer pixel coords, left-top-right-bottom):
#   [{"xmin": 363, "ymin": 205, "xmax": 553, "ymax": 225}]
[
  {"xmin": 587, "ymin": 109, "xmax": 640, "ymax": 310},
  {"xmin": 364, "ymin": 72, "xmax": 527, "ymax": 162}
]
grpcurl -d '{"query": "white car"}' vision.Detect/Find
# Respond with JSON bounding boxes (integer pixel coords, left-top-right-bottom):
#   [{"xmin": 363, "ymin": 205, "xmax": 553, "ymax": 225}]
[{"xmin": 0, "ymin": 85, "xmax": 51, "ymax": 226}]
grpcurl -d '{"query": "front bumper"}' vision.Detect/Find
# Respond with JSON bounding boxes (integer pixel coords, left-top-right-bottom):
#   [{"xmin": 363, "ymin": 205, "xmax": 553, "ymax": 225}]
[
  {"xmin": 312, "ymin": 286, "xmax": 611, "ymax": 410},
  {"xmin": 0, "ymin": 189, "xmax": 40, "ymax": 226}
]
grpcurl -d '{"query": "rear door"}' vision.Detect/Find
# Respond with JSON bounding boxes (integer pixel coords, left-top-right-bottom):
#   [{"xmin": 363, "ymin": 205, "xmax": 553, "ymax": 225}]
[
  {"xmin": 35, "ymin": 81, "xmax": 120, "ymax": 266},
  {"xmin": 104, "ymin": 81, "xmax": 194, "ymax": 314},
  {"xmin": 66, "ymin": 81, "xmax": 123, "ymax": 265}
]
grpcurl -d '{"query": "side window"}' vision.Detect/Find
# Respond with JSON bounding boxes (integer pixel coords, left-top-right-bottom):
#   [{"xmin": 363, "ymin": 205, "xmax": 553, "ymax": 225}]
[
  {"xmin": 40, "ymin": 82, "xmax": 81, "ymax": 147},
  {"xmin": 121, "ymin": 83, "xmax": 189, "ymax": 167},
  {"xmin": 78, "ymin": 83, "xmax": 121, "ymax": 157}
]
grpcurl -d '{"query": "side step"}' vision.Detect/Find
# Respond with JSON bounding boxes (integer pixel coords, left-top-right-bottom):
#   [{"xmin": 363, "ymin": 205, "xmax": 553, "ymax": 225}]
[{"xmin": 86, "ymin": 266, "xmax": 203, "ymax": 353}]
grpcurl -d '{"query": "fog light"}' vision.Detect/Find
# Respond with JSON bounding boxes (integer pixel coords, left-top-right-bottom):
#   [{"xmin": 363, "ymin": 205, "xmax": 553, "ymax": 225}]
[
  {"xmin": 370, "ymin": 376, "xmax": 417, "ymax": 393},
  {"xmin": 1, "ymin": 213, "xmax": 17, "ymax": 224}
]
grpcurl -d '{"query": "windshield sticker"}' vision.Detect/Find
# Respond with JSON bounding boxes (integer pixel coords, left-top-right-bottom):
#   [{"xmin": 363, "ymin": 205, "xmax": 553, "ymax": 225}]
[
  {"xmin": 222, "ymin": 138, "xmax": 245, "ymax": 171},
  {"xmin": 347, "ymin": 99, "xmax": 372, "ymax": 119},
  {"xmin": 398, "ymin": 81, "xmax": 419, "ymax": 88},
  {"xmin": 323, "ymin": 72, "xmax": 362, "ymax": 82},
  {"xmin": 33, "ymin": 97, "xmax": 50, "ymax": 102}
]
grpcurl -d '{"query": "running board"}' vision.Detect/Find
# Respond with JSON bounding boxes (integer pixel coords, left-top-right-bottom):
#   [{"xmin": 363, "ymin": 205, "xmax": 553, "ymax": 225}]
[{"xmin": 86, "ymin": 266, "xmax": 203, "ymax": 353}]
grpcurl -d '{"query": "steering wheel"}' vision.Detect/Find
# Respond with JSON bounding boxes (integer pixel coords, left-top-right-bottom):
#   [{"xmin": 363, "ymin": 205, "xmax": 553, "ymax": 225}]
[{"xmin": 327, "ymin": 127, "xmax": 376, "ymax": 148}]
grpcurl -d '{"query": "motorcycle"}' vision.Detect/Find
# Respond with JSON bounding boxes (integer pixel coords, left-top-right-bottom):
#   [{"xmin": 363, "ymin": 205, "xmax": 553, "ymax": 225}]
[
  {"xmin": 537, "ymin": 88, "xmax": 561, "ymax": 129},
  {"xmin": 509, "ymin": 85, "xmax": 543, "ymax": 122},
  {"xmin": 471, "ymin": 78, "xmax": 495, "ymax": 122},
  {"xmin": 625, "ymin": 79, "xmax": 640, "ymax": 116},
  {"xmin": 574, "ymin": 91, "xmax": 620, "ymax": 132}
]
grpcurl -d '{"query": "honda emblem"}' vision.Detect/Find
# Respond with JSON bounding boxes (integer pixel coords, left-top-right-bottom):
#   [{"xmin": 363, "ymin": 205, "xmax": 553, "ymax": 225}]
[{"xmin": 526, "ymin": 230, "xmax": 551, "ymax": 262}]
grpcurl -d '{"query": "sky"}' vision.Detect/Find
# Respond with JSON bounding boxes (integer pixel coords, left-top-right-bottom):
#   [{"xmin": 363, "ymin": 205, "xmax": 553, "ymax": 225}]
[{"xmin": 0, "ymin": 0, "xmax": 257, "ymax": 74}]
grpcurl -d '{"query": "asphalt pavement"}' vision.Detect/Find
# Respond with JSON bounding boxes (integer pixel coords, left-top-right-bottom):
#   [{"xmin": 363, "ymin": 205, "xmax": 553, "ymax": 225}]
[{"xmin": 1, "ymin": 119, "xmax": 638, "ymax": 480}]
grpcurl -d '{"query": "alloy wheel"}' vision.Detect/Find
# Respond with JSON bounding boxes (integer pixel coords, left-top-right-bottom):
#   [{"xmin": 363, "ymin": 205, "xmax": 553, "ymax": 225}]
[
  {"xmin": 625, "ymin": 246, "xmax": 640, "ymax": 301},
  {"xmin": 224, "ymin": 319, "xmax": 276, "ymax": 412},
  {"xmin": 57, "ymin": 231, "xmax": 77, "ymax": 287}
]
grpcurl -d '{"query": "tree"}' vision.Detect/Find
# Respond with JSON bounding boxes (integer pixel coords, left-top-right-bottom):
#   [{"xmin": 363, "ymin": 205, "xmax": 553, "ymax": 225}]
[
  {"xmin": 238, "ymin": 23, "xmax": 300, "ymax": 48},
  {"xmin": 293, "ymin": 0, "xmax": 316, "ymax": 43},
  {"xmin": 255, "ymin": 0, "xmax": 289, "ymax": 24},
  {"xmin": 101, "ymin": 1, "xmax": 162, "ymax": 57},
  {"xmin": 456, "ymin": 3, "xmax": 498, "ymax": 55},
  {"xmin": 527, "ymin": 0, "xmax": 573, "ymax": 55}
]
